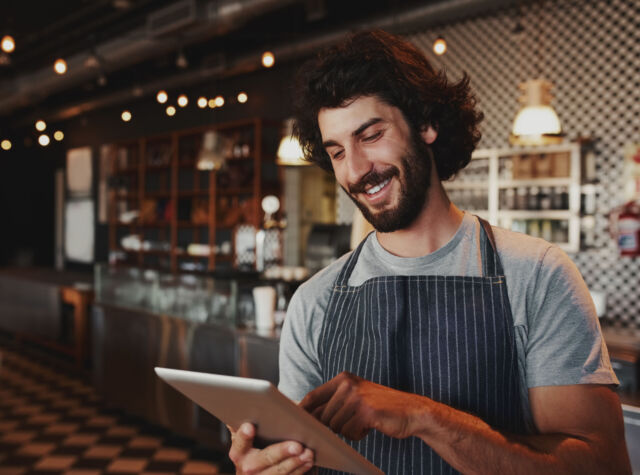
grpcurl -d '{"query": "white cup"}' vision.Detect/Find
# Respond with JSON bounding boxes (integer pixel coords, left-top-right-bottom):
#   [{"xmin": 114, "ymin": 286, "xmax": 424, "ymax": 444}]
[{"xmin": 253, "ymin": 286, "xmax": 276, "ymax": 330}]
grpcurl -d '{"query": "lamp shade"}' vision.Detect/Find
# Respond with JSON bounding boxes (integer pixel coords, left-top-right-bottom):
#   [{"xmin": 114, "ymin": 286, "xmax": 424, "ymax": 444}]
[
  {"xmin": 510, "ymin": 79, "xmax": 563, "ymax": 146},
  {"xmin": 197, "ymin": 130, "xmax": 229, "ymax": 171},
  {"xmin": 276, "ymin": 118, "xmax": 309, "ymax": 166}
]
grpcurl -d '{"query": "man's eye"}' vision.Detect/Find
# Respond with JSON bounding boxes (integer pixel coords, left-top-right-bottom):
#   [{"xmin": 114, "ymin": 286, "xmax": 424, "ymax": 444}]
[
  {"xmin": 331, "ymin": 150, "xmax": 344, "ymax": 160},
  {"xmin": 363, "ymin": 131, "xmax": 382, "ymax": 142}
]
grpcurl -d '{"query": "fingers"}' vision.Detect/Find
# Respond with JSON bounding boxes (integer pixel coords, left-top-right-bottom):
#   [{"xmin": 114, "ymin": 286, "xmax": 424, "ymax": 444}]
[
  {"xmin": 319, "ymin": 380, "xmax": 352, "ymax": 427},
  {"xmin": 341, "ymin": 416, "xmax": 370, "ymax": 441},
  {"xmin": 260, "ymin": 448, "xmax": 314, "ymax": 475},
  {"xmin": 239, "ymin": 442, "xmax": 313, "ymax": 474},
  {"xmin": 300, "ymin": 376, "xmax": 344, "ymax": 412},
  {"xmin": 228, "ymin": 423, "xmax": 256, "ymax": 464}
]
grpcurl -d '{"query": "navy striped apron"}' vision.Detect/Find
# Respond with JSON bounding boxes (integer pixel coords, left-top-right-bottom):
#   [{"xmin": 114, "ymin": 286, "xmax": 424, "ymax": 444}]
[{"xmin": 317, "ymin": 219, "xmax": 527, "ymax": 474}]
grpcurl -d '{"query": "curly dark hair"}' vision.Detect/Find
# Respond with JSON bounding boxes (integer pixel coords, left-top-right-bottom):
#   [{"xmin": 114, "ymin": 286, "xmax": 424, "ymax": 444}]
[{"xmin": 292, "ymin": 30, "xmax": 483, "ymax": 181}]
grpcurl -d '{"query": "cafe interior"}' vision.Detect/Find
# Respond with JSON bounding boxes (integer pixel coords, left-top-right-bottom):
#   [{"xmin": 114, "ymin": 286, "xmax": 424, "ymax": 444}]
[{"xmin": 0, "ymin": 0, "xmax": 638, "ymax": 473}]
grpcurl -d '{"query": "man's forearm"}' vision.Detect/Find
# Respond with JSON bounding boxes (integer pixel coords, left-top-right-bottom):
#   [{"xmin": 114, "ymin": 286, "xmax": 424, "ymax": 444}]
[{"xmin": 412, "ymin": 398, "xmax": 625, "ymax": 475}]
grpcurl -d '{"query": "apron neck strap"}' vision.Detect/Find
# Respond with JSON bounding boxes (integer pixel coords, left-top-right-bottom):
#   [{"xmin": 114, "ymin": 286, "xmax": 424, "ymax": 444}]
[
  {"xmin": 335, "ymin": 230, "xmax": 372, "ymax": 286},
  {"xmin": 478, "ymin": 217, "xmax": 504, "ymax": 277}
]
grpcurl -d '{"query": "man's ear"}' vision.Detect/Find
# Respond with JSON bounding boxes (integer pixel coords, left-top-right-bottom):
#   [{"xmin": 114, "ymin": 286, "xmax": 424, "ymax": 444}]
[{"xmin": 421, "ymin": 125, "xmax": 438, "ymax": 145}]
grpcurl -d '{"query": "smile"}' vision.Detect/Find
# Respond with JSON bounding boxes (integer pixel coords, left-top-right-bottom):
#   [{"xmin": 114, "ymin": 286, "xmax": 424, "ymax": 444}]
[{"xmin": 365, "ymin": 178, "xmax": 391, "ymax": 195}]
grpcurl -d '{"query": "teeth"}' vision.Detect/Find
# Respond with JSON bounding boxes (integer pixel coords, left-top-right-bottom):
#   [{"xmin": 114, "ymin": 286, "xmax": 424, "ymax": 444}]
[{"xmin": 366, "ymin": 178, "xmax": 391, "ymax": 195}]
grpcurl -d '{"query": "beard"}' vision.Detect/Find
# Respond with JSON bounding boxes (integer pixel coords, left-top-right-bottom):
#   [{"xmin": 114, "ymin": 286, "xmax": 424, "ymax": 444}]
[{"xmin": 343, "ymin": 132, "xmax": 432, "ymax": 233}]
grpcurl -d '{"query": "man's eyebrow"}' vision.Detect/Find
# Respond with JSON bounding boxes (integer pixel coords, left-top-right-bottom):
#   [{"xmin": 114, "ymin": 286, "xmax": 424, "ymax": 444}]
[
  {"xmin": 352, "ymin": 117, "xmax": 384, "ymax": 137},
  {"xmin": 322, "ymin": 117, "xmax": 385, "ymax": 149}
]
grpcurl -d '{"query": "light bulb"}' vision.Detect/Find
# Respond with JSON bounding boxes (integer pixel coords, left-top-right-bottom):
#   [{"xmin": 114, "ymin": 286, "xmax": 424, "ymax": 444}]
[
  {"xmin": 121, "ymin": 110, "xmax": 132, "ymax": 122},
  {"xmin": 156, "ymin": 90, "xmax": 168, "ymax": 104},
  {"xmin": 208, "ymin": 98, "xmax": 216, "ymax": 109},
  {"xmin": 433, "ymin": 37, "xmax": 447, "ymax": 55},
  {"xmin": 35, "ymin": 120, "xmax": 47, "ymax": 132},
  {"xmin": 1, "ymin": 35, "xmax": 15, "ymax": 54},
  {"xmin": 214, "ymin": 96, "xmax": 224, "ymax": 107},
  {"xmin": 237, "ymin": 92, "xmax": 248, "ymax": 104},
  {"xmin": 38, "ymin": 134, "xmax": 50, "ymax": 146},
  {"xmin": 54, "ymin": 58, "xmax": 67, "ymax": 74},
  {"xmin": 262, "ymin": 51, "xmax": 275, "ymax": 68},
  {"xmin": 1, "ymin": 139, "xmax": 11, "ymax": 151},
  {"xmin": 197, "ymin": 97, "xmax": 208, "ymax": 108},
  {"xmin": 54, "ymin": 131, "xmax": 64, "ymax": 141},
  {"xmin": 177, "ymin": 94, "xmax": 188, "ymax": 107},
  {"xmin": 166, "ymin": 105, "xmax": 176, "ymax": 116}
]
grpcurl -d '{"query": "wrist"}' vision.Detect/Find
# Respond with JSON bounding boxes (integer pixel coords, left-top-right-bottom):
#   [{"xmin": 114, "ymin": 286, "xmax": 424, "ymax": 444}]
[{"xmin": 407, "ymin": 394, "xmax": 437, "ymax": 440}]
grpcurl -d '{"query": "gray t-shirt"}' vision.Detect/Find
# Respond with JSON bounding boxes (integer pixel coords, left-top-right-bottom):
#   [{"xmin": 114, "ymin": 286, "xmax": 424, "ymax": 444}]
[{"xmin": 278, "ymin": 212, "xmax": 618, "ymax": 428}]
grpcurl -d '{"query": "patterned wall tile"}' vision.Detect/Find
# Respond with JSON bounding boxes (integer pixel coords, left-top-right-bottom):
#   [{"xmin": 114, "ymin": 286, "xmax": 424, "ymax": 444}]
[{"xmin": 406, "ymin": 0, "xmax": 639, "ymax": 326}]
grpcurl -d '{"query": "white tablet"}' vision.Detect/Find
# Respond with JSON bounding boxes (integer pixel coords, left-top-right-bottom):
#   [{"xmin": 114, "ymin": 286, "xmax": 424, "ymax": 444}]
[{"xmin": 155, "ymin": 367, "xmax": 383, "ymax": 475}]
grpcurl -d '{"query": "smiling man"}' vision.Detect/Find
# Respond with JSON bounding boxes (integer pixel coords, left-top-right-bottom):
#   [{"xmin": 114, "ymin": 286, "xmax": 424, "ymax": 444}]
[{"xmin": 228, "ymin": 30, "xmax": 630, "ymax": 474}]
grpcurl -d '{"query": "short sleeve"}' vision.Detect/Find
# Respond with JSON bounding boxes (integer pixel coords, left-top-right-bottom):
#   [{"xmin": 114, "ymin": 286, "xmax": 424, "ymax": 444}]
[{"xmin": 524, "ymin": 245, "xmax": 619, "ymax": 388}]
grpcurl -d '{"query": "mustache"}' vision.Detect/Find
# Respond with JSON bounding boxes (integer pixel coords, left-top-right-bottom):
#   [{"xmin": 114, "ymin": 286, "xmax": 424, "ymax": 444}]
[{"xmin": 348, "ymin": 167, "xmax": 399, "ymax": 194}]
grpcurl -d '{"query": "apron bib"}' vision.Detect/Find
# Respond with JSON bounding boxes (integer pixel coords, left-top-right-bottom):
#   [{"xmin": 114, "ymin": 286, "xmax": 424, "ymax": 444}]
[{"xmin": 317, "ymin": 219, "xmax": 527, "ymax": 474}]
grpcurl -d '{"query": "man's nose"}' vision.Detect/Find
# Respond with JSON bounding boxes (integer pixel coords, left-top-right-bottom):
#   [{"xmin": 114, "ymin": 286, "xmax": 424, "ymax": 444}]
[{"xmin": 346, "ymin": 145, "xmax": 373, "ymax": 186}]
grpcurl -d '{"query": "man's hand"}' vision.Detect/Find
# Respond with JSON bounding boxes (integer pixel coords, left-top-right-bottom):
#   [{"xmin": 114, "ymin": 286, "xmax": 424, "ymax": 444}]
[
  {"xmin": 228, "ymin": 423, "xmax": 314, "ymax": 474},
  {"xmin": 300, "ymin": 371, "xmax": 426, "ymax": 441}
]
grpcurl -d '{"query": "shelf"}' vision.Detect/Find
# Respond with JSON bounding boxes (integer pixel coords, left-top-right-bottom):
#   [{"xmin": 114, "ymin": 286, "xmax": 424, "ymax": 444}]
[
  {"xmin": 217, "ymin": 187, "xmax": 253, "ymax": 195},
  {"xmin": 498, "ymin": 178, "xmax": 572, "ymax": 188},
  {"xmin": 177, "ymin": 190, "xmax": 209, "ymax": 197},
  {"xmin": 177, "ymin": 221, "xmax": 209, "ymax": 228},
  {"xmin": 139, "ymin": 220, "xmax": 172, "ymax": 227},
  {"xmin": 146, "ymin": 163, "xmax": 172, "ymax": 171},
  {"xmin": 444, "ymin": 182, "xmax": 488, "ymax": 190},
  {"xmin": 113, "ymin": 167, "xmax": 138, "ymax": 175},
  {"xmin": 497, "ymin": 210, "xmax": 572, "ymax": 219},
  {"xmin": 114, "ymin": 193, "xmax": 138, "ymax": 201},
  {"xmin": 144, "ymin": 191, "xmax": 171, "ymax": 198}
]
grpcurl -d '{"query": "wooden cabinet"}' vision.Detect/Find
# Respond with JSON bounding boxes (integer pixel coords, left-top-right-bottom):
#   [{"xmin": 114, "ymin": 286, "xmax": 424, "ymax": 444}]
[
  {"xmin": 445, "ymin": 143, "xmax": 584, "ymax": 252},
  {"xmin": 107, "ymin": 118, "xmax": 282, "ymax": 273}
]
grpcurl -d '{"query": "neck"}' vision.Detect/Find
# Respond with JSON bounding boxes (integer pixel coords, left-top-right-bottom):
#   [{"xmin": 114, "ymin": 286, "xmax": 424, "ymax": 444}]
[{"xmin": 375, "ymin": 179, "xmax": 464, "ymax": 258}]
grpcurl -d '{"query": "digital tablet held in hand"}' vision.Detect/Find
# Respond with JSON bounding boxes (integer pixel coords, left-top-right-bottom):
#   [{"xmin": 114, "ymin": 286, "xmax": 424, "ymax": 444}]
[{"xmin": 154, "ymin": 367, "xmax": 383, "ymax": 475}]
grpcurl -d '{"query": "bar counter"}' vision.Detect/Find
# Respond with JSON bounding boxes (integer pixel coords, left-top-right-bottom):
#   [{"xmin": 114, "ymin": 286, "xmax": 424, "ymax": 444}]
[{"xmin": 91, "ymin": 265, "xmax": 281, "ymax": 450}]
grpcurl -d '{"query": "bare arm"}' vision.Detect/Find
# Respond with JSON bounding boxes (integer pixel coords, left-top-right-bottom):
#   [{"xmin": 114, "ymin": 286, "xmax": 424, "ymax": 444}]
[{"xmin": 301, "ymin": 372, "xmax": 631, "ymax": 475}]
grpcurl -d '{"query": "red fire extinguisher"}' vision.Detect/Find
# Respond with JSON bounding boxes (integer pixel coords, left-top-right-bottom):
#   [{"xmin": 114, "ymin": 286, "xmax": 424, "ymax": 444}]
[{"xmin": 610, "ymin": 200, "xmax": 640, "ymax": 256}]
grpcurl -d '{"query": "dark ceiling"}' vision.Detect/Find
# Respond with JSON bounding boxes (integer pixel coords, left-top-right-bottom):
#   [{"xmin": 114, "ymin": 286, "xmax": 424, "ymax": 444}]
[{"xmin": 0, "ymin": 0, "xmax": 516, "ymax": 127}]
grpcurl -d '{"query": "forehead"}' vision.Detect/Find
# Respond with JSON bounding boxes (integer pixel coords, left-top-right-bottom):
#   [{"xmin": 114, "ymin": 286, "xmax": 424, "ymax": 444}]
[{"xmin": 317, "ymin": 96, "xmax": 405, "ymax": 141}]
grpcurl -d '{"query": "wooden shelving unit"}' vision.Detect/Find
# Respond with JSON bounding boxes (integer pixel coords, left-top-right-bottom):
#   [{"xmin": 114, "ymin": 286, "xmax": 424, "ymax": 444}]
[{"xmin": 107, "ymin": 118, "xmax": 282, "ymax": 273}]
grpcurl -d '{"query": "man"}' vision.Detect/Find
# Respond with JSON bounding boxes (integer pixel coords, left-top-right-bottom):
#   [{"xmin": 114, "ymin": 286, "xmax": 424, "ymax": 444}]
[{"xmin": 229, "ymin": 30, "xmax": 630, "ymax": 474}]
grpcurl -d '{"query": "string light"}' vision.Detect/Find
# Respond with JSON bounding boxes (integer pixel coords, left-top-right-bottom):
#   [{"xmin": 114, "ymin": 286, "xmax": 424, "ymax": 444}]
[
  {"xmin": 237, "ymin": 92, "xmax": 248, "ymax": 104},
  {"xmin": 54, "ymin": 58, "xmax": 67, "ymax": 74},
  {"xmin": 156, "ymin": 90, "xmax": 168, "ymax": 104},
  {"xmin": 121, "ymin": 110, "xmax": 132, "ymax": 122},
  {"xmin": 1, "ymin": 139, "xmax": 11, "ymax": 151},
  {"xmin": 177, "ymin": 94, "xmax": 188, "ymax": 107},
  {"xmin": 262, "ymin": 51, "xmax": 275, "ymax": 68},
  {"xmin": 197, "ymin": 97, "xmax": 208, "ymax": 108},
  {"xmin": 54, "ymin": 131, "xmax": 64, "ymax": 141},
  {"xmin": 38, "ymin": 134, "xmax": 50, "ymax": 147},
  {"xmin": 214, "ymin": 96, "xmax": 224, "ymax": 107},
  {"xmin": 208, "ymin": 98, "xmax": 216, "ymax": 109},
  {"xmin": 166, "ymin": 105, "xmax": 176, "ymax": 116},
  {"xmin": 1, "ymin": 35, "xmax": 15, "ymax": 54},
  {"xmin": 35, "ymin": 120, "xmax": 47, "ymax": 132},
  {"xmin": 433, "ymin": 37, "xmax": 447, "ymax": 55}
]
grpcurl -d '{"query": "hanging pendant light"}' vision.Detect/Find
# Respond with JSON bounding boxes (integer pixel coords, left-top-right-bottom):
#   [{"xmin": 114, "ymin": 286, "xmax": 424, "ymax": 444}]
[
  {"xmin": 276, "ymin": 118, "xmax": 308, "ymax": 166},
  {"xmin": 197, "ymin": 130, "xmax": 229, "ymax": 171},
  {"xmin": 510, "ymin": 79, "xmax": 563, "ymax": 146}
]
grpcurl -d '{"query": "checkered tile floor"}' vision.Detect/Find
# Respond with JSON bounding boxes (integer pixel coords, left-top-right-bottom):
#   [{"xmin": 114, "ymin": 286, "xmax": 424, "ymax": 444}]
[{"xmin": 0, "ymin": 343, "xmax": 234, "ymax": 474}]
